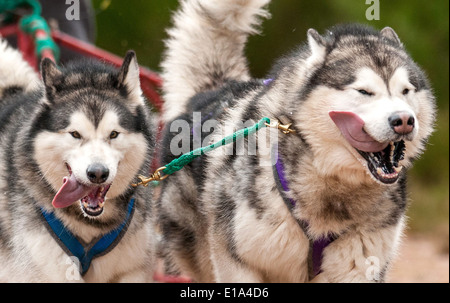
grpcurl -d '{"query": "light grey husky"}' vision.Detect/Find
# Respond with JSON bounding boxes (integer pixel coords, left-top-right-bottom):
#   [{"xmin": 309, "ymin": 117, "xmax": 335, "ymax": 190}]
[
  {"xmin": 158, "ymin": 0, "xmax": 436, "ymax": 282},
  {"xmin": 0, "ymin": 39, "xmax": 156, "ymax": 282}
]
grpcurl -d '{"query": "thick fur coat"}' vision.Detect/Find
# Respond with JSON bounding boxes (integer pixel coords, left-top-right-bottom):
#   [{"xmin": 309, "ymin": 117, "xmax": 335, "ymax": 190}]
[
  {"xmin": 157, "ymin": 0, "xmax": 436, "ymax": 283},
  {"xmin": 0, "ymin": 42, "xmax": 156, "ymax": 282}
]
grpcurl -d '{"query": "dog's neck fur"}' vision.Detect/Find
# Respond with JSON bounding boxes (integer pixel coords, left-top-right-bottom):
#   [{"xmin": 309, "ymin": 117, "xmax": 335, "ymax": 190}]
[{"xmin": 274, "ymin": 132, "xmax": 401, "ymax": 239}]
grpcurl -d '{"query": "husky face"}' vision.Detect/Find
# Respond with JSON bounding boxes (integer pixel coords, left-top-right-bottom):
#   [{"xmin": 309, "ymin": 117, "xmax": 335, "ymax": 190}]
[
  {"xmin": 34, "ymin": 52, "xmax": 150, "ymax": 218},
  {"xmin": 295, "ymin": 26, "xmax": 435, "ymax": 185}
]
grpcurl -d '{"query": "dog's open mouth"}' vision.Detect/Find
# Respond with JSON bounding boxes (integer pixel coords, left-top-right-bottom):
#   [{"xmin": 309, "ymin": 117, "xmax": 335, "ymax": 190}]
[
  {"xmin": 80, "ymin": 184, "xmax": 111, "ymax": 217},
  {"xmin": 329, "ymin": 111, "xmax": 406, "ymax": 184},
  {"xmin": 52, "ymin": 164, "xmax": 111, "ymax": 217},
  {"xmin": 357, "ymin": 140, "xmax": 405, "ymax": 184}
]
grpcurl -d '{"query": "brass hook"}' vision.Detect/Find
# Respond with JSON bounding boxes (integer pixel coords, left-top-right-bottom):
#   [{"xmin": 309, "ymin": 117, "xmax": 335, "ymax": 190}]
[
  {"xmin": 265, "ymin": 120, "xmax": 295, "ymax": 134},
  {"xmin": 131, "ymin": 166, "xmax": 168, "ymax": 187}
]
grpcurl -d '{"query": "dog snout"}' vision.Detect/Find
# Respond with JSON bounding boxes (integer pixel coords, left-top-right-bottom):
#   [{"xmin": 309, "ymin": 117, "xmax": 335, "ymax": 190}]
[
  {"xmin": 86, "ymin": 163, "xmax": 109, "ymax": 184},
  {"xmin": 388, "ymin": 111, "xmax": 415, "ymax": 135}
]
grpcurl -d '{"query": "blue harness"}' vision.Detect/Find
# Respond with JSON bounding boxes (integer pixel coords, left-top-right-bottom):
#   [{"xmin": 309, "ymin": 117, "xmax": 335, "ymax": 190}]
[{"xmin": 40, "ymin": 197, "xmax": 135, "ymax": 276}]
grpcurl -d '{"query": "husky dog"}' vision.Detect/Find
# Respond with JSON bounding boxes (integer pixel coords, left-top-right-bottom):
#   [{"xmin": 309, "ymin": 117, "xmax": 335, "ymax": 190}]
[
  {"xmin": 158, "ymin": 0, "xmax": 436, "ymax": 282},
  {"xmin": 0, "ymin": 41, "xmax": 156, "ymax": 282}
]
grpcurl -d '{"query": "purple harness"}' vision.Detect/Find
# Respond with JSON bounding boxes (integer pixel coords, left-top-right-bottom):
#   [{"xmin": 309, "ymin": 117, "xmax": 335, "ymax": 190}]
[
  {"xmin": 274, "ymin": 153, "xmax": 336, "ymax": 277},
  {"xmin": 263, "ymin": 78, "xmax": 336, "ymax": 277},
  {"xmin": 272, "ymin": 142, "xmax": 337, "ymax": 278}
]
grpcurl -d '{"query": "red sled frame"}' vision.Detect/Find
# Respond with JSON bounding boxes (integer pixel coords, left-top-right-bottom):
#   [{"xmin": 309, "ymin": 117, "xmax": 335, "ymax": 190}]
[{"xmin": 0, "ymin": 23, "xmax": 164, "ymax": 112}]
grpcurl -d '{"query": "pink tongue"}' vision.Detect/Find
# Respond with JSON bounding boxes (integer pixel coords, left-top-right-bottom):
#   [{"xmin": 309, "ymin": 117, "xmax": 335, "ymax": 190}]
[
  {"xmin": 329, "ymin": 111, "xmax": 389, "ymax": 152},
  {"xmin": 52, "ymin": 174, "xmax": 92, "ymax": 208}
]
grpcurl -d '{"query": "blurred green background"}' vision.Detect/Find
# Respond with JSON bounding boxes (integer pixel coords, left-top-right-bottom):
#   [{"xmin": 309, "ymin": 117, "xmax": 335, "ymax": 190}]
[{"xmin": 91, "ymin": 0, "xmax": 448, "ymax": 248}]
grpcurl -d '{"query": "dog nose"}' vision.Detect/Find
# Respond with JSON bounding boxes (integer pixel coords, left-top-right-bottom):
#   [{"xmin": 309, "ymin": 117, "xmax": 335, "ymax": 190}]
[
  {"xmin": 388, "ymin": 111, "xmax": 415, "ymax": 135},
  {"xmin": 86, "ymin": 163, "xmax": 109, "ymax": 184}
]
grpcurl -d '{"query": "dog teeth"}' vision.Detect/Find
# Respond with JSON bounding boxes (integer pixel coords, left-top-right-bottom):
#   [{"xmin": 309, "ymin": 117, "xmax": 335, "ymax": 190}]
[
  {"xmin": 82, "ymin": 200, "xmax": 105, "ymax": 210},
  {"xmin": 97, "ymin": 187, "xmax": 104, "ymax": 198},
  {"xmin": 394, "ymin": 166, "xmax": 403, "ymax": 173},
  {"xmin": 376, "ymin": 165, "xmax": 402, "ymax": 179}
]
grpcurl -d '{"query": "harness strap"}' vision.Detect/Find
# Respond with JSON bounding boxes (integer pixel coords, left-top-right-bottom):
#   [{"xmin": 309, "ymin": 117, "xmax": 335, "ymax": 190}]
[
  {"xmin": 40, "ymin": 197, "xmax": 135, "ymax": 276},
  {"xmin": 272, "ymin": 145, "xmax": 337, "ymax": 278}
]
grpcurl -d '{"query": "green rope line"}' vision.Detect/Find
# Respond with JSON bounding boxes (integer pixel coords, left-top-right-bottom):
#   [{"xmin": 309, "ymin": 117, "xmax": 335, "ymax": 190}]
[
  {"xmin": 0, "ymin": 0, "xmax": 39, "ymax": 14},
  {"xmin": 133, "ymin": 117, "xmax": 272, "ymax": 187},
  {"xmin": 1, "ymin": 0, "xmax": 60, "ymax": 61},
  {"xmin": 163, "ymin": 117, "xmax": 270, "ymax": 175}
]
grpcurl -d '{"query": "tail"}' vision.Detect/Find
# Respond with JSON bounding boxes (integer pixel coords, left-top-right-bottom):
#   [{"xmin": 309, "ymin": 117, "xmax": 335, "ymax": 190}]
[
  {"xmin": 160, "ymin": 0, "xmax": 271, "ymax": 122},
  {"xmin": 0, "ymin": 39, "xmax": 40, "ymax": 99}
]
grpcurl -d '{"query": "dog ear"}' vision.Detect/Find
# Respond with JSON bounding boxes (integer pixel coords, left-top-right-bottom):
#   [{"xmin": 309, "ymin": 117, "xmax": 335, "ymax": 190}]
[
  {"xmin": 306, "ymin": 29, "xmax": 327, "ymax": 67},
  {"xmin": 380, "ymin": 27, "xmax": 402, "ymax": 47},
  {"xmin": 117, "ymin": 50, "xmax": 143, "ymax": 102},
  {"xmin": 40, "ymin": 58, "xmax": 62, "ymax": 102}
]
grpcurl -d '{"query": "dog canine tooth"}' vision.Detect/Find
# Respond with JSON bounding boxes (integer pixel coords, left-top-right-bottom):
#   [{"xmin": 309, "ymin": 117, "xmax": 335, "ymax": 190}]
[
  {"xmin": 376, "ymin": 167, "xmax": 383, "ymax": 175},
  {"xmin": 394, "ymin": 166, "xmax": 403, "ymax": 173}
]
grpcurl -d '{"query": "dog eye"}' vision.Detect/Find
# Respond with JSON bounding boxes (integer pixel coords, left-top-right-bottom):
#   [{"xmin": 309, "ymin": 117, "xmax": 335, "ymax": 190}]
[
  {"xmin": 109, "ymin": 131, "xmax": 119, "ymax": 139},
  {"xmin": 70, "ymin": 131, "xmax": 82, "ymax": 139},
  {"xmin": 357, "ymin": 89, "xmax": 373, "ymax": 96},
  {"xmin": 402, "ymin": 88, "xmax": 410, "ymax": 95}
]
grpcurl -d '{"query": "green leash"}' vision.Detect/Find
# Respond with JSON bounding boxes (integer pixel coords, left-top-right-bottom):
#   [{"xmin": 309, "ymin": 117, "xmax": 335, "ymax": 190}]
[
  {"xmin": 133, "ymin": 117, "xmax": 294, "ymax": 187},
  {"xmin": 0, "ymin": 0, "xmax": 60, "ymax": 61}
]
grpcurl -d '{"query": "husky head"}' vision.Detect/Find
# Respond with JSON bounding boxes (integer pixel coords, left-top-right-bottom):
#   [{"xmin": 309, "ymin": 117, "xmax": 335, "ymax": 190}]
[
  {"xmin": 276, "ymin": 24, "xmax": 436, "ymax": 185},
  {"xmin": 34, "ymin": 51, "xmax": 152, "ymax": 218}
]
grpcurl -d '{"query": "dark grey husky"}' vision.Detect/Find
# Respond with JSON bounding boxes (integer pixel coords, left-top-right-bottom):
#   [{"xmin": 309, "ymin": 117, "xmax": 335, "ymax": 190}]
[
  {"xmin": 157, "ymin": 0, "xmax": 436, "ymax": 282},
  {"xmin": 0, "ymin": 41, "xmax": 156, "ymax": 282}
]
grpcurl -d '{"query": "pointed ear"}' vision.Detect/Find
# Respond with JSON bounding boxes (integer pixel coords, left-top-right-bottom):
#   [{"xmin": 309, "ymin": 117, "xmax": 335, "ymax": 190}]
[
  {"xmin": 380, "ymin": 27, "xmax": 402, "ymax": 47},
  {"xmin": 40, "ymin": 58, "xmax": 62, "ymax": 102},
  {"xmin": 117, "ymin": 50, "xmax": 143, "ymax": 101},
  {"xmin": 306, "ymin": 29, "xmax": 327, "ymax": 67}
]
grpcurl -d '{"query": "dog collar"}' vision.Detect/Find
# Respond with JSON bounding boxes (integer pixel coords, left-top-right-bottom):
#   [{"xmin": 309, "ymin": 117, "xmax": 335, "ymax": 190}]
[
  {"xmin": 40, "ymin": 197, "xmax": 135, "ymax": 276},
  {"xmin": 272, "ymin": 145, "xmax": 337, "ymax": 278}
]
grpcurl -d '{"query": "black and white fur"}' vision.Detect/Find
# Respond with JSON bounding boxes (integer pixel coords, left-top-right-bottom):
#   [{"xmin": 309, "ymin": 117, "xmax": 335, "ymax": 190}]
[
  {"xmin": 0, "ymin": 41, "xmax": 156, "ymax": 282},
  {"xmin": 0, "ymin": 39, "xmax": 40, "ymax": 98},
  {"xmin": 158, "ymin": 0, "xmax": 436, "ymax": 282}
]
